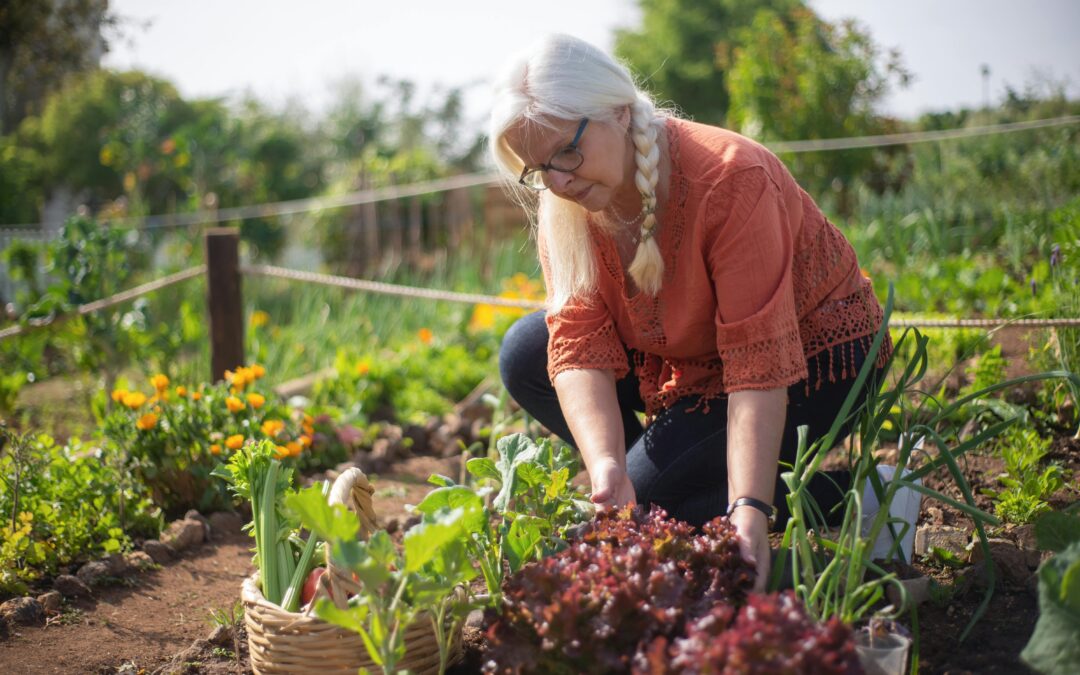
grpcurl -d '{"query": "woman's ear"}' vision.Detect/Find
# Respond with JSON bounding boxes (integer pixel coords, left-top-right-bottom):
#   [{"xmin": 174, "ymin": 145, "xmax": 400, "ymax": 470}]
[{"xmin": 619, "ymin": 104, "xmax": 632, "ymax": 129}]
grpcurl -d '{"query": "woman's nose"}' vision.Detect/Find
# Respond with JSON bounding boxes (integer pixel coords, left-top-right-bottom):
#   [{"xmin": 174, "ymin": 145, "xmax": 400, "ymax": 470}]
[{"xmin": 546, "ymin": 170, "xmax": 574, "ymax": 193}]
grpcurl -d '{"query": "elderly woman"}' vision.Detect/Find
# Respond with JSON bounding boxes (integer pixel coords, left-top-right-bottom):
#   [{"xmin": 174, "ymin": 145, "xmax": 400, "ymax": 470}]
[{"xmin": 490, "ymin": 34, "xmax": 894, "ymax": 589}]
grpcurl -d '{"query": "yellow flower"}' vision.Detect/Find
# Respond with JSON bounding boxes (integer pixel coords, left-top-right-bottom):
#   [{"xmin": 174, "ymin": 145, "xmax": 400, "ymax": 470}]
[
  {"xmin": 122, "ymin": 391, "xmax": 147, "ymax": 409},
  {"xmin": 225, "ymin": 434, "xmax": 245, "ymax": 450},
  {"xmin": 209, "ymin": 444, "xmax": 222, "ymax": 455},
  {"xmin": 261, "ymin": 419, "xmax": 286, "ymax": 438},
  {"xmin": 226, "ymin": 396, "xmax": 245, "ymax": 413},
  {"xmin": 250, "ymin": 310, "xmax": 270, "ymax": 329},
  {"xmin": 176, "ymin": 386, "xmax": 188, "ymax": 398},
  {"xmin": 251, "ymin": 364, "xmax": 266, "ymax": 379},
  {"xmin": 136, "ymin": 413, "xmax": 158, "ymax": 431},
  {"xmin": 273, "ymin": 445, "xmax": 290, "ymax": 460},
  {"xmin": 417, "ymin": 327, "xmax": 433, "ymax": 345},
  {"xmin": 286, "ymin": 441, "xmax": 302, "ymax": 457},
  {"xmin": 150, "ymin": 374, "xmax": 170, "ymax": 391},
  {"xmin": 111, "ymin": 388, "xmax": 128, "ymax": 403},
  {"xmin": 246, "ymin": 393, "xmax": 266, "ymax": 409},
  {"xmin": 355, "ymin": 361, "xmax": 370, "ymax": 376},
  {"xmin": 191, "ymin": 391, "xmax": 202, "ymax": 401},
  {"xmin": 469, "ymin": 304, "xmax": 496, "ymax": 331}
]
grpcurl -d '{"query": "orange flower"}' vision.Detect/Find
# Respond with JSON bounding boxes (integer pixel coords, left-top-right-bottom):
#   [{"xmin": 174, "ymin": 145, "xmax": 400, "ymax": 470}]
[
  {"xmin": 286, "ymin": 441, "xmax": 302, "ymax": 457},
  {"xmin": 273, "ymin": 445, "xmax": 290, "ymax": 460},
  {"xmin": 150, "ymin": 374, "xmax": 170, "ymax": 391},
  {"xmin": 175, "ymin": 386, "xmax": 188, "ymax": 398},
  {"xmin": 261, "ymin": 419, "xmax": 286, "ymax": 438},
  {"xmin": 191, "ymin": 391, "xmax": 202, "ymax": 401},
  {"xmin": 246, "ymin": 393, "xmax": 266, "ymax": 409},
  {"xmin": 136, "ymin": 413, "xmax": 158, "ymax": 431},
  {"xmin": 251, "ymin": 364, "xmax": 266, "ymax": 379},
  {"xmin": 226, "ymin": 396, "xmax": 245, "ymax": 413},
  {"xmin": 355, "ymin": 361, "xmax": 370, "ymax": 376},
  {"xmin": 209, "ymin": 443, "xmax": 222, "ymax": 455},
  {"xmin": 122, "ymin": 391, "xmax": 147, "ymax": 409},
  {"xmin": 860, "ymin": 268, "xmax": 872, "ymax": 280},
  {"xmin": 299, "ymin": 434, "xmax": 312, "ymax": 447},
  {"xmin": 417, "ymin": 327, "xmax": 433, "ymax": 345},
  {"xmin": 111, "ymin": 388, "xmax": 128, "ymax": 403},
  {"xmin": 225, "ymin": 434, "xmax": 245, "ymax": 450}
]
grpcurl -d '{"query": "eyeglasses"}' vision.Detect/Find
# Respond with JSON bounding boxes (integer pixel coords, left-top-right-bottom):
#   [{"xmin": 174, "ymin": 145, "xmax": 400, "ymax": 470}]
[{"xmin": 518, "ymin": 118, "xmax": 589, "ymax": 191}]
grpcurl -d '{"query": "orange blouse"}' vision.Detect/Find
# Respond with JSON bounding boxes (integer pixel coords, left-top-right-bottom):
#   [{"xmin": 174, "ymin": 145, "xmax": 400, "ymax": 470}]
[{"xmin": 541, "ymin": 118, "xmax": 891, "ymax": 418}]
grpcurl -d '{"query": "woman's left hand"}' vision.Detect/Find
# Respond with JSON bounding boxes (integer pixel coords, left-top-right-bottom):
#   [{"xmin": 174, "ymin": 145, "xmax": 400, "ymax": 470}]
[{"xmin": 729, "ymin": 506, "xmax": 772, "ymax": 593}]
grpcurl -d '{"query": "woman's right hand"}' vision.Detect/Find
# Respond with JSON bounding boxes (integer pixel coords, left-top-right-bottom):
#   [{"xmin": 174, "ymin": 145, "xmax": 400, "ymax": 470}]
[{"xmin": 589, "ymin": 459, "xmax": 636, "ymax": 511}]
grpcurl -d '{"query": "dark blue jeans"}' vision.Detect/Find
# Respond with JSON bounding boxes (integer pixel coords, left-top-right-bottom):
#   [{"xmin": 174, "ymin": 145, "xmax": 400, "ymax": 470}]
[{"xmin": 499, "ymin": 311, "xmax": 882, "ymax": 529}]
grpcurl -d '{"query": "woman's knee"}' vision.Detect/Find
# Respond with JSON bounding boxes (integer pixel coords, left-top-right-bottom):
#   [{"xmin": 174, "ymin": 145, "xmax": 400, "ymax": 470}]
[{"xmin": 498, "ymin": 311, "xmax": 549, "ymax": 398}]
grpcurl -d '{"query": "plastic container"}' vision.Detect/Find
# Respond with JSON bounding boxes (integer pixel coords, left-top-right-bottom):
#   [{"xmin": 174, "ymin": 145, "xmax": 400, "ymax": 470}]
[{"xmin": 854, "ymin": 627, "xmax": 911, "ymax": 675}]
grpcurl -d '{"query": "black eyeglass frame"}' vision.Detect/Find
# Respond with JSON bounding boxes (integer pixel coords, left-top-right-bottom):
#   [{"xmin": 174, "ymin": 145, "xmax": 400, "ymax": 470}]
[{"xmin": 518, "ymin": 118, "xmax": 589, "ymax": 190}]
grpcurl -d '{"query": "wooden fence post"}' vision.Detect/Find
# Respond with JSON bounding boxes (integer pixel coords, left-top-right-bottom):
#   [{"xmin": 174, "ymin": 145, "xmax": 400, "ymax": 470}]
[{"xmin": 205, "ymin": 228, "xmax": 244, "ymax": 382}]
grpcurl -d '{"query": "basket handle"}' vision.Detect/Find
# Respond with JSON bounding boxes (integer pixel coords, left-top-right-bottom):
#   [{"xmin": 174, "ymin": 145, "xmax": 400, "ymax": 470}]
[{"xmin": 321, "ymin": 467, "xmax": 379, "ymax": 609}]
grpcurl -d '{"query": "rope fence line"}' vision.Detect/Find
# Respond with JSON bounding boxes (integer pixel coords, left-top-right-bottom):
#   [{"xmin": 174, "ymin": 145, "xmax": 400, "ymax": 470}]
[
  {"xmin": 4, "ymin": 262, "xmax": 1080, "ymax": 344},
  {"xmin": 2, "ymin": 114, "xmax": 1077, "ymax": 234},
  {"xmin": 769, "ymin": 114, "xmax": 1080, "ymax": 153},
  {"xmin": 0, "ymin": 266, "xmax": 205, "ymax": 341},
  {"xmin": 241, "ymin": 264, "xmax": 547, "ymax": 311}
]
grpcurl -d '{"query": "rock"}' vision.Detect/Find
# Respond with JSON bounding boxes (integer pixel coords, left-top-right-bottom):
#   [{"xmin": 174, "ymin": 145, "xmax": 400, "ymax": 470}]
[
  {"xmin": 465, "ymin": 608, "xmax": 485, "ymax": 630},
  {"xmin": 76, "ymin": 560, "xmax": 111, "ymax": 586},
  {"xmin": 384, "ymin": 517, "xmax": 401, "ymax": 535},
  {"xmin": 36, "ymin": 591, "xmax": 62, "ymax": 614},
  {"xmin": 53, "ymin": 574, "xmax": 92, "ymax": 598},
  {"xmin": 161, "ymin": 518, "xmax": 206, "ymax": 552},
  {"xmin": 442, "ymin": 413, "xmax": 466, "ymax": 438},
  {"xmin": 184, "ymin": 510, "xmax": 212, "ymax": 542},
  {"xmin": 470, "ymin": 418, "xmax": 491, "ymax": 445},
  {"xmin": 913, "ymin": 525, "xmax": 970, "ymax": 560},
  {"xmin": 969, "ymin": 538, "xmax": 1033, "ymax": 586},
  {"xmin": 208, "ymin": 624, "xmax": 234, "ymax": 646},
  {"xmin": 1012, "ymin": 523, "xmax": 1038, "ymax": 551},
  {"xmin": 142, "ymin": 539, "xmax": 175, "ymax": 564},
  {"xmin": 124, "ymin": 550, "xmax": 156, "ymax": 571},
  {"xmin": 885, "ymin": 575, "xmax": 932, "ymax": 608},
  {"xmin": 0, "ymin": 616, "xmax": 9, "ymax": 639},
  {"xmin": 370, "ymin": 438, "xmax": 396, "ymax": 463},
  {"xmin": 208, "ymin": 511, "xmax": 245, "ymax": 536},
  {"xmin": 0, "ymin": 597, "xmax": 44, "ymax": 625},
  {"xmin": 104, "ymin": 552, "xmax": 130, "ymax": 576}
]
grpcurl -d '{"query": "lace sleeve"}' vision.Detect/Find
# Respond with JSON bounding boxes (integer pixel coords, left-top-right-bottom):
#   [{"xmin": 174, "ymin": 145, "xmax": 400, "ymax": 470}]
[
  {"xmin": 705, "ymin": 167, "xmax": 807, "ymax": 392},
  {"xmin": 537, "ymin": 230, "xmax": 629, "ymax": 384}
]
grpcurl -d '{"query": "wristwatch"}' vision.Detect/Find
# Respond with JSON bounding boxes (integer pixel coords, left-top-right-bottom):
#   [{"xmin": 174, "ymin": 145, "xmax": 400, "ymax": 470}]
[{"xmin": 726, "ymin": 496, "xmax": 777, "ymax": 528}]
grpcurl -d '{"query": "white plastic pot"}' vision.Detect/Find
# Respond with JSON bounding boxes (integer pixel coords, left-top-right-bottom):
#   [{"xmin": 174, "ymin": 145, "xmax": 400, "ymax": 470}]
[{"xmin": 854, "ymin": 627, "xmax": 911, "ymax": 675}]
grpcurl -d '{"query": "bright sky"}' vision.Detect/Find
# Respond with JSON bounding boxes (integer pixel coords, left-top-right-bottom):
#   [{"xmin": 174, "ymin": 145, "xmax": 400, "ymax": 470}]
[{"xmin": 103, "ymin": 0, "xmax": 1080, "ymax": 130}]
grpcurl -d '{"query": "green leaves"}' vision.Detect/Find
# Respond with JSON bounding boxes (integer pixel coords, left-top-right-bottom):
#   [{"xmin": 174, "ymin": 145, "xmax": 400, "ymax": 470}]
[
  {"xmin": 285, "ymin": 483, "xmax": 360, "ymax": 542},
  {"xmin": 1036, "ymin": 511, "xmax": 1080, "ymax": 553},
  {"xmin": 504, "ymin": 515, "xmax": 548, "ymax": 574},
  {"xmin": 1022, "ymin": 542, "xmax": 1080, "ymax": 675}
]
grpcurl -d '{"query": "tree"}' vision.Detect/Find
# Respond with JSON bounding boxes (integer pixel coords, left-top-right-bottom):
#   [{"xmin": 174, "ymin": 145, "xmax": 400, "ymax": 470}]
[
  {"xmin": 0, "ymin": 0, "xmax": 114, "ymax": 135},
  {"xmin": 614, "ymin": 0, "xmax": 800, "ymax": 124},
  {"xmin": 725, "ymin": 7, "xmax": 909, "ymax": 215}
]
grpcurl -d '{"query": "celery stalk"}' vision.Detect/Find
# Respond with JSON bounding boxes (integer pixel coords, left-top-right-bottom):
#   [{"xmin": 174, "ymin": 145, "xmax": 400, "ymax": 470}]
[
  {"xmin": 282, "ymin": 480, "xmax": 331, "ymax": 612},
  {"xmin": 260, "ymin": 459, "xmax": 281, "ymax": 604}
]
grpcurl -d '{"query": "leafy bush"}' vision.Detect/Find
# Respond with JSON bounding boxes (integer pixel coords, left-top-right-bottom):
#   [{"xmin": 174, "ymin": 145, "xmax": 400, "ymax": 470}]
[
  {"xmin": 483, "ymin": 506, "xmax": 756, "ymax": 674},
  {"xmin": 0, "ymin": 430, "xmax": 161, "ymax": 595},
  {"xmin": 102, "ymin": 365, "xmax": 352, "ymax": 514},
  {"xmin": 989, "ymin": 427, "xmax": 1063, "ymax": 524}
]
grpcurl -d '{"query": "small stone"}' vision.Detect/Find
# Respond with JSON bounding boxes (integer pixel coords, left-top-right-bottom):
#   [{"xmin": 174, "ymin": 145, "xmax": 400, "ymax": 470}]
[
  {"xmin": 969, "ymin": 538, "xmax": 1032, "ymax": 586},
  {"xmin": 0, "ymin": 597, "xmax": 44, "ymax": 625},
  {"xmin": 124, "ymin": 551, "xmax": 156, "ymax": 571},
  {"xmin": 185, "ymin": 510, "xmax": 212, "ymax": 542},
  {"xmin": 104, "ymin": 552, "xmax": 129, "ymax": 576},
  {"xmin": 161, "ymin": 518, "xmax": 205, "ymax": 552},
  {"xmin": 142, "ymin": 539, "xmax": 175, "ymax": 564},
  {"xmin": 53, "ymin": 574, "xmax": 92, "ymax": 598},
  {"xmin": 384, "ymin": 517, "xmax": 401, "ymax": 535},
  {"xmin": 208, "ymin": 511, "xmax": 244, "ymax": 536},
  {"xmin": 1012, "ymin": 523, "xmax": 1038, "ymax": 551},
  {"xmin": 36, "ymin": 591, "xmax": 62, "ymax": 614},
  {"xmin": 0, "ymin": 616, "xmax": 9, "ymax": 639},
  {"xmin": 913, "ymin": 525, "xmax": 970, "ymax": 560},
  {"xmin": 465, "ymin": 609, "xmax": 485, "ymax": 630},
  {"xmin": 886, "ymin": 576, "xmax": 932, "ymax": 608},
  {"xmin": 402, "ymin": 423, "xmax": 429, "ymax": 455},
  {"xmin": 208, "ymin": 624, "xmax": 234, "ymax": 646},
  {"xmin": 76, "ymin": 560, "xmax": 111, "ymax": 586}
]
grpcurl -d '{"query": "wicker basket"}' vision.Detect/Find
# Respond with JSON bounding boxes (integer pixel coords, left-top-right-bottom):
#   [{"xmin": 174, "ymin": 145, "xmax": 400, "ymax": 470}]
[{"xmin": 242, "ymin": 467, "xmax": 462, "ymax": 674}]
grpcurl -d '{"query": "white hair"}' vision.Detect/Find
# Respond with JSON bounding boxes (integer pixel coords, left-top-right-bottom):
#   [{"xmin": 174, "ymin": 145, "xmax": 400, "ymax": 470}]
[{"xmin": 489, "ymin": 33, "xmax": 668, "ymax": 312}]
